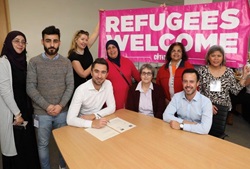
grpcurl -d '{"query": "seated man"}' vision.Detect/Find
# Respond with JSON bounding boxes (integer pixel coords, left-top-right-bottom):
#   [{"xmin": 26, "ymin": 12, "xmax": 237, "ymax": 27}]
[
  {"xmin": 163, "ymin": 68, "xmax": 212, "ymax": 134},
  {"xmin": 67, "ymin": 58, "xmax": 116, "ymax": 128}
]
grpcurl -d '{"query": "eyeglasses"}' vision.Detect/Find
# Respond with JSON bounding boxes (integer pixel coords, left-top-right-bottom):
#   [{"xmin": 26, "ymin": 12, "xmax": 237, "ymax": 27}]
[
  {"xmin": 12, "ymin": 40, "xmax": 27, "ymax": 45},
  {"xmin": 141, "ymin": 72, "xmax": 152, "ymax": 76}
]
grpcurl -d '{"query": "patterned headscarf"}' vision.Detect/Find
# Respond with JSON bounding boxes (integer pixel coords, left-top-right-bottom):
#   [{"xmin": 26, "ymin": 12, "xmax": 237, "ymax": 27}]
[
  {"xmin": 1, "ymin": 31, "xmax": 27, "ymax": 71},
  {"xmin": 106, "ymin": 40, "xmax": 121, "ymax": 67}
]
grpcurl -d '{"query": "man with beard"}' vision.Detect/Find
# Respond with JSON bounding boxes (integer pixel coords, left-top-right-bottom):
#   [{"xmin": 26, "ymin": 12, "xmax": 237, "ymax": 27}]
[
  {"xmin": 26, "ymin": 26, "xmax": 74, "ymax": 169},
  {"xmin": 163, "ymin": 68, "xmax": 212, "ymax": 134},
  {"xmin": 67, "ymin": 58, "xmax": 115, "ymax": 128}
]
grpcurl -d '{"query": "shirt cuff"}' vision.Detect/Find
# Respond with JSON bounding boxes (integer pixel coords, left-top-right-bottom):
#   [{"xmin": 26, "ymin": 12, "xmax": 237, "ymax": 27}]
[
  {"xmin": 85, "ymin": 120, "xmax": 93, "ymax": 128},
  {"xmin": 177, "ymin": 118, "xmax": 184, "ymax": 124},
  {"xmin": 183, "ymin": 124, "xmax": 191, "ymax": 131}
]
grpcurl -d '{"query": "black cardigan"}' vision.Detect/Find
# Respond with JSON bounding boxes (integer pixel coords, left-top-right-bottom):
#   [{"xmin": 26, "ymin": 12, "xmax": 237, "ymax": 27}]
[{"xmin": 125, "ymin": 82, "xmax": 166, "ymax": 119}]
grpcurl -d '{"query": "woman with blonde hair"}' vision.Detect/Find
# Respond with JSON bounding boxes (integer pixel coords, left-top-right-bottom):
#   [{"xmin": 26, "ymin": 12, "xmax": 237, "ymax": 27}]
[{"xmin": 68, "ymin": 23, "xmax": 99, "ymax": 90}]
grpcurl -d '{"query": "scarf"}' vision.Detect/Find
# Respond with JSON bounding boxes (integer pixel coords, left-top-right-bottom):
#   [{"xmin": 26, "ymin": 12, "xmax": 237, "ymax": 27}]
[
  {"xmin": 1, "ymin": 31, "xmax": 27, "ymax": 71},
  {"xmin": 106, "ymin": 39, "xmax": 121, "ymax": 67}
]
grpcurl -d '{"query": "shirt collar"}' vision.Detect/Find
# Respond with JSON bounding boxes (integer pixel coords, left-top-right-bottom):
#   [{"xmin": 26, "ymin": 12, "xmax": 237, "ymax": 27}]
[
  {"xmin": 181, "ymin": 90, "xmax": 199, "ymax": 102},
  {"xmin": 89, "ymin": 79, "xmax": 105, "ymax": 92},
  {"xmin": 136, "ymin": 81, "xmax": 154, "ymax": 92},
  {"xmin": 169, "ymin": 59, "xmax": 182, "ymax": 67},
  {"xmin": 42, "ymin": 52, "xmax": 59, "ymax": 60}
]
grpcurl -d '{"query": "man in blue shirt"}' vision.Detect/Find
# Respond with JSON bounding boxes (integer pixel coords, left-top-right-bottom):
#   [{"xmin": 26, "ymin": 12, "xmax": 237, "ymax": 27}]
[{"xmin": 163, "ymin": 68, "xmax": 212, "ymax": 134}]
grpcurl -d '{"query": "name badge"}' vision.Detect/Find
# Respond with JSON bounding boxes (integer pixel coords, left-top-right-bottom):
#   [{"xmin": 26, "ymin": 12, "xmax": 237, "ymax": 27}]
[
  {"xmin": 210, "ymin": 80, "xmax": 221, "ymax": 92},
  {"xmin": 34, "ymin": 115, "xmax": 39, "ymax": 128}
]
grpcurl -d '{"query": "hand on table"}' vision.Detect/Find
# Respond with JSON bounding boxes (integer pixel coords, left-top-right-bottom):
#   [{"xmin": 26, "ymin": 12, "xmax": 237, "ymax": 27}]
[{"xmin": 169, "ymin": 120, "xmax": 180, "ymax": 130}]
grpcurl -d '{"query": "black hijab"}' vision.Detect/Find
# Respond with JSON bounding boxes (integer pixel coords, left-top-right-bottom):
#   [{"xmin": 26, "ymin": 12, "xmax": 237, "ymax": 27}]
[
  {"xmin": 1, "ymin": 31, "xmax": 27, "ymax": 71},
  {"xmin": 106, "ymin": 40, "xmax": 121, "ymax": 67}
]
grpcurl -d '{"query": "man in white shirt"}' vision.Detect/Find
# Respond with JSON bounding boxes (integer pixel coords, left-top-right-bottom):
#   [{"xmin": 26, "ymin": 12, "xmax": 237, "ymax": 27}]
[
  {"xmin": 163, "ymin": 68, "xmax": 212, "ymax": 134},
  {"xmin": 67, "ymin": 58, "xmax": 116, "ymax": 128}
]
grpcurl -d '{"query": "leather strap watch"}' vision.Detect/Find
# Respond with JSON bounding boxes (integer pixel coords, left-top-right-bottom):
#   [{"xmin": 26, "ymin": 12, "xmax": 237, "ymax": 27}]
[{"xmin": 180, "ymin": 123, "xmax": 184, "ymax": 130}]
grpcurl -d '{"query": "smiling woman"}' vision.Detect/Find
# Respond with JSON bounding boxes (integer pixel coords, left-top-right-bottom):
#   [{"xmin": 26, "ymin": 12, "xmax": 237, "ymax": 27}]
[
  {"xmin": 156, "ymin": 42, "xmax": 194, "ymax": 104},
  {"xmin": 1, "ymin": 31, "xmax": 40, "ymax": 169},
  {"xmin": 126, "ymin": 63, "xmax": 166, "ymax": 119},
  {"xmin": 198, "ymin": 45, "xmax": 250, "ymax": 138},
  {"xmin": 105, "ymin": 39, "xmax": 141, "ymax": 110}
]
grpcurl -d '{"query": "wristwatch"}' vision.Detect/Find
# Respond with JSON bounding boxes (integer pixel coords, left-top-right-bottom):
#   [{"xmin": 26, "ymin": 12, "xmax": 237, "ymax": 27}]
[{"xmin": 180, "ymin": 123, "xmax": 184, "ymax": 130}]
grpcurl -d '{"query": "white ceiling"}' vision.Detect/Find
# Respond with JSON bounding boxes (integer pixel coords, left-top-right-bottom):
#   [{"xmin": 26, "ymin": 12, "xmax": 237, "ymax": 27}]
[
  {"xmin": 141, "ymin": 0, "xmax": 184, "ymax": 5},
  {"xmin": 140, "ymin": 0, "xmax": 249, "ymax": 6}
]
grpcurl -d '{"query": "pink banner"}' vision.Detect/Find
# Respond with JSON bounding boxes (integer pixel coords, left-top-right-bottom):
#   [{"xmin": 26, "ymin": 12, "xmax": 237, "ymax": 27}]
[{"xmin": 99, "ymin": 0, "xmax": 250, "ymax": 68}]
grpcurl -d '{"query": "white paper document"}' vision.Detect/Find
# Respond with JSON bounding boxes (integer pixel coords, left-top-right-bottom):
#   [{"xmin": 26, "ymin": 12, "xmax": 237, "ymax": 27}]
[
  {"xmin": 85, "ymin": 117, "xmax": 136, "ymax": 141},
  {"xmin": 107, "ymin": 117, "xmax": 136, "ymax": 133},
  {"xmin": 85, "ymin": 126, "xmax": 120, "ymax": 141}
]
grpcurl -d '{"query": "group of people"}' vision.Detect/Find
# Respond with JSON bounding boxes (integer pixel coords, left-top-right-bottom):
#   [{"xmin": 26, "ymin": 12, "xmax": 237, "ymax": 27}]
[{"xmin": 0, "ymin": 23, "xmax": 250, "ymax": 169}]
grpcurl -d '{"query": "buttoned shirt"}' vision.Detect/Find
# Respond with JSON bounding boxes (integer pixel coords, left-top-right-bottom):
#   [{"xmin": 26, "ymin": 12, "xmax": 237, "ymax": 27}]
[
  {"xmin": 67, "ymin": 79, "xmax": 115, "ymax": 128},
  {"xmin": 163, "ymin": 91, "xmax": 212, "ymax": 134},
  {"xmin": 136, "ymin": 81, "xmax": 154, "ymax": 117}
]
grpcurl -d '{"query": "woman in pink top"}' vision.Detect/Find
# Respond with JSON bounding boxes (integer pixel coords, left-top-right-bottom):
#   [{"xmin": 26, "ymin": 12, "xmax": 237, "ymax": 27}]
[{"xmin": 105, "ymin": 40, "xmax": 140, "ymax": 110}]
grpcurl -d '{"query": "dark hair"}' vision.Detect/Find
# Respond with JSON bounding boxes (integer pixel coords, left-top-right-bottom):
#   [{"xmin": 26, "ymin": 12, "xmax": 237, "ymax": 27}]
[
  {"xmin": 165, "ymin": 42, "xmax": 188, "ymax": 62},
  {"xmin": 139, "ymin": 63, "xmax": 155, "ymax": 77},
  {"xmin": 42, "ymin": 26, "xmax": 60, "ymax": 39},
  {"xmin": 205, "ymin": 45, "xmax": 226, "ymax": 65},
  {"xmin": 182, "ymin": 68, "xmax": 200, "ymax": 82},
  {"xmin": 91, "ymin": 58, "xmax": 109, "ymax": 72}
]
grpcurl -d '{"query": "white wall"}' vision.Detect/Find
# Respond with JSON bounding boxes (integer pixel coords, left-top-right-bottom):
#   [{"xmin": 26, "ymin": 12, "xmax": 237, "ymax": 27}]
[{"xmin": 8, "ymin": 0, "xmax": 157, "ymax": 60}]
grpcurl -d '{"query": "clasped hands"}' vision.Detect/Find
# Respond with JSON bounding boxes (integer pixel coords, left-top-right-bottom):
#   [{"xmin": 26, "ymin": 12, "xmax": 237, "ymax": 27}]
[{"xmin": 46, "ymin": 104, "xmax": 63, "ymax": 116}]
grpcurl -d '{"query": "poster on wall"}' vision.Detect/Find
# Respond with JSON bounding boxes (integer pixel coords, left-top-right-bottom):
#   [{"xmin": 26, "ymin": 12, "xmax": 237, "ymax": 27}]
[{"xmin": 99, "ymin": 0, "xmax": 250, "ymax": 68}]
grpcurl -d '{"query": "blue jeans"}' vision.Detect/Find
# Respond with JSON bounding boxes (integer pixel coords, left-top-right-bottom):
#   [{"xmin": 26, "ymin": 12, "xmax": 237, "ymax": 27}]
[{"xmin": 37, "ymin": 112, "xmax": 67, "ymax": 169}]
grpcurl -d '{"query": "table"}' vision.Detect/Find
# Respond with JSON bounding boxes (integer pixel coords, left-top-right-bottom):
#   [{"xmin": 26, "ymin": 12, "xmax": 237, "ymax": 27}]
[{"xmin": 53, "ymin": 109, "xmax": 250, "ymax": 169}]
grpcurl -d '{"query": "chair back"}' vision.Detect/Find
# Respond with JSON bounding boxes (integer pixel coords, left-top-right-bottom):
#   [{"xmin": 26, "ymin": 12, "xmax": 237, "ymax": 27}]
[{"xmin": 209, "ymin": 104, "xmax": 229, "ymax": 139}]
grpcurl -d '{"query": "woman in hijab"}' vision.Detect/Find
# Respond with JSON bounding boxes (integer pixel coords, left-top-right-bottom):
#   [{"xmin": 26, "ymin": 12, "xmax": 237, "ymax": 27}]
[
  {"xmin": 105, "ymin": 40, "xmax": 140, "ymax": 110},
  {"xmin": 0, "ymin": 31, "xmax": 40, "ymax": 169}
]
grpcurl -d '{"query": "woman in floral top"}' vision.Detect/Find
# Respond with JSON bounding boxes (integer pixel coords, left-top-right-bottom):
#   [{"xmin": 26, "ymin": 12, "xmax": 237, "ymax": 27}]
[{"xmin": 198, "ymin": 45, "xmax": 250, "ymax": 137}]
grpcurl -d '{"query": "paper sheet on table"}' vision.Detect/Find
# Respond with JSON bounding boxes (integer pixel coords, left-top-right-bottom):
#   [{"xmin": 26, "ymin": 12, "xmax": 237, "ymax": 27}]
[
  {"xmin": 85, "ymin": 126, "xmax": 120, "ymax": 141},
  {"xmin": 107, "ymin": 117, "xmax": 136, "ymax": 133},
  {"xmin": 85, "ymin": 117, "xmax": 136, "ymax": 141}
]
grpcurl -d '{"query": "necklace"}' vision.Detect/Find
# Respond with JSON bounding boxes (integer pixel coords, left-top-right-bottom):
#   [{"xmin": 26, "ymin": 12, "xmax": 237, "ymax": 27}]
[{"xmin": 75, "ymin": 50, "xmax": 84, "ymax": 55}]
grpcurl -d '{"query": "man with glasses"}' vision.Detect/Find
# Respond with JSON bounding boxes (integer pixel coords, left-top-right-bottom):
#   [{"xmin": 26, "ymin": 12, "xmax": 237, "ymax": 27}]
[
  {"xmin": 126, "ymin": 63, "xmax": 166, "ymax": 119},
  {"xmin": 67, "ymin": 58, "xmax": 115, "ymax": 128},
  {"xmin": 26, "ymin": 26, "xmax": 74, "ymax": 169}
]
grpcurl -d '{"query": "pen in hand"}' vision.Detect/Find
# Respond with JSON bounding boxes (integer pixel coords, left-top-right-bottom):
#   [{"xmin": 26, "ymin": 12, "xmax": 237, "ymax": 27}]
[{"xmin": 97, "ymin": 114, "xmax": 110, "ymax": 123}]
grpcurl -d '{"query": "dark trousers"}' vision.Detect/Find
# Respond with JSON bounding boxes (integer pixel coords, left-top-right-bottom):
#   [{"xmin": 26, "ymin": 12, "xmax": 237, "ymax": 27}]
[{"xmin": 2, "ymin": 154, "xmax": 18, "ymax": 169}]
